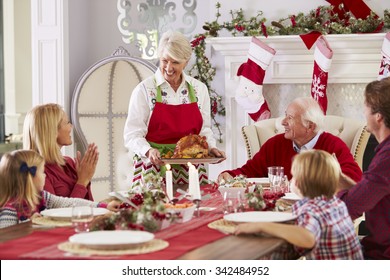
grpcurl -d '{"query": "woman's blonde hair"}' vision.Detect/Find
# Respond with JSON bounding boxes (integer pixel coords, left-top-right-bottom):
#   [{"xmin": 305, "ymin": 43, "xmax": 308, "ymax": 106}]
[
  {"xmin": 0, "ymin": 150, "xmax": 44, "ymax": 212},
  {"xmin": 157, "ymin": 30, "xmax": 192, "ymax": 63},
  {"xmin": 291, "ymin": 150, "xmax": 340, "ymax": 199},
  {"xmin": 23, "ymin": 103, "xmax": 65, "ymax": 165}
]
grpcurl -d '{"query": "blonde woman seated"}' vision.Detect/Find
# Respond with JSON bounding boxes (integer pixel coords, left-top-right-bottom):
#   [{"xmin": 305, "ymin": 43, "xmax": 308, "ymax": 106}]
[{"xmin": 23, "ymin": 103, "xmax": 98, "ymax": 200}]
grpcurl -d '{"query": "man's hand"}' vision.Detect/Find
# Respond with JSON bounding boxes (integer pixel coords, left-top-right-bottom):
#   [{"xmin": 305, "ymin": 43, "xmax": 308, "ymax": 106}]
[{"xmin": 217, "ymin": 172, "xmax": 233, "ymax": 183}]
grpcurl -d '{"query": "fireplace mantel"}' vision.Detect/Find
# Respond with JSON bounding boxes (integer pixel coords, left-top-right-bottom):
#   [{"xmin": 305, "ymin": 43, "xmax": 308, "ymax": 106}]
[
  {"xmin": 207, "ymin": 33, "xmax": 385, "ymax": 84},
  {"xmin": 206, "ymin": 33, "xmax": 386, "ymax": 180}
]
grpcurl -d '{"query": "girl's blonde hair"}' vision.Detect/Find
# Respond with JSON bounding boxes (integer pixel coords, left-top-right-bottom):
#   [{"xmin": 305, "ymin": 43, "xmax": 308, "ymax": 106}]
[
  {"xmin": 0, "ymin": 150, "xmax": 44, "ymax": 212},
  {"xmin": 23, "ymin": 103, "xmax": 65, "ymax": 165},
  {"xmin": 157, "ymin": 30, "xmax": 192, "ymax": 63},
  {"xmin": 291, "ymin": 150, "xmax": 340, "ymax": 199}
]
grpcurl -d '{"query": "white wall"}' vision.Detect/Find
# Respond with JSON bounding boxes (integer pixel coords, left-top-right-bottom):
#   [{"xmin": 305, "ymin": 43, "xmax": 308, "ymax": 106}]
[
  {"xmin": 3, "ymin": 0, "xmax": 31, "ymax": 135},
  {"xmin": 66, "ymin": 0, "xmax": 389, "ymax": 106},
  {"xmin": 5, "ymin": 0, "xmax": 387, "ymax": 136},
  {"xmin": 14, "ymin": 0, "xmax": 31, "ymax": 132}
]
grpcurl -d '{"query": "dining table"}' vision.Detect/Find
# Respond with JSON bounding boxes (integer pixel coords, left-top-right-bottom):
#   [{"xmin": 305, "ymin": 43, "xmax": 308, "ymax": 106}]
[{"xmin": 0, "ymin": 185, "xmax": 288, "ymax": 260}]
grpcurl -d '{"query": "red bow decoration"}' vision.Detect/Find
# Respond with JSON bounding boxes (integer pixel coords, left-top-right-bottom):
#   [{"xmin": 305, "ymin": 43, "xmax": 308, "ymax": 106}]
[
  {"xmin": 326, "ymin": 0, "xmax": 377, "ymax": 20},
  {"xmin": 300, "ymin": 31, "xmax": 323, "ymax": 50},
  {"xmin": 299, "ymin": 0, "xmax": 380, "ymax": 50}
]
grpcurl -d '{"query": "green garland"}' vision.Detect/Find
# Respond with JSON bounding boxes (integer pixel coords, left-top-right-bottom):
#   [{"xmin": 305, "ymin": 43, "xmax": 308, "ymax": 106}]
[{"xmin": 189, "ymin": 2, "xmax": 390, "ymax": 143}]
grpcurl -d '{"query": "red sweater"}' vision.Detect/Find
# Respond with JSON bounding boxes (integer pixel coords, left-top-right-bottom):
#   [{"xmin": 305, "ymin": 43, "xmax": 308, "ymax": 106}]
[
  {"xmin": 44, "ymin": 156, "xmax": 94, "ymax": 200},
  {"xmin": 226, "ymin": 132, "xmax": 362, "ymax": 182}
]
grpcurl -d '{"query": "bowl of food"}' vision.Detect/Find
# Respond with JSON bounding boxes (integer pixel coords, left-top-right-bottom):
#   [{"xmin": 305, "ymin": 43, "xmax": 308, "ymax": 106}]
[
  {"xmin": 218, "ymin": 175, "xmax": 255, "ymax": 199},
  {"xmin": 164, "ymin": 202, "xmax": 196, "ymax": 223}
]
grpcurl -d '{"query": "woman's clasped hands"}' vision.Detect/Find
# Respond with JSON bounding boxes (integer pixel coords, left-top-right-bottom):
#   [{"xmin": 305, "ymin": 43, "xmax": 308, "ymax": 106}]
[{"xmin": 75, "ymin": 143, "xmax": 99, "ymax": 186}]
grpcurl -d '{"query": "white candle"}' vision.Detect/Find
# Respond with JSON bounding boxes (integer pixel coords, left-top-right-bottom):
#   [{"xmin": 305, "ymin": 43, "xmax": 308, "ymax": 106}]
[
  {"xmin": 165, "ymin": 164, "xmax": 173, "ymax": 200},
  {"xmin": 188, "ymin": 162, "xmax": 201, "ymax": 200}
]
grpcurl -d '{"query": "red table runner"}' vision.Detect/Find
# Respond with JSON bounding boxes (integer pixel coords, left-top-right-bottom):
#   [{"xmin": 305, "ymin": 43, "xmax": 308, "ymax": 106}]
[{"xmin": 0, "ymin": 185, "xmax": 227, "ymax": 260}]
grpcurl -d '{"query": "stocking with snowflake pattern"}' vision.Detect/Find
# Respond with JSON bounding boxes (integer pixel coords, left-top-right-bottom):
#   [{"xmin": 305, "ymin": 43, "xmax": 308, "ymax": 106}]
[{"xmin": 311, "ymin": 36, "xmax": 333, "ymax": 114}]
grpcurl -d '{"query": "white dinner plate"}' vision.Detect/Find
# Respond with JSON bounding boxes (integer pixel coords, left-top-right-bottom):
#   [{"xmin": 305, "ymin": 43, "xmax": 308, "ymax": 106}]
[
  {"xmin": 282, "ymin": 192, "xmax": 301, "ymax": 201},
  {"xmin": 69, "ymin": 230, "xmax": 154, "ymax": 250},
  {"xmin": 40, "ymin": 207, "xmax": 109, "ymax": 221},
  {"xmin": 224, "ymin": 211, "xmax": 296, "ymax": 223}
]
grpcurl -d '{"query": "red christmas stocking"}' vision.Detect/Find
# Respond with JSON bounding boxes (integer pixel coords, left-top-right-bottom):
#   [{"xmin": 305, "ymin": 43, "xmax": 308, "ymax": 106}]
[
  {"xmin": 311, "ymin": 36, "xmax": 333, "ymax": 114},
  {"xmin": 235, "ymin": 37, "xmax": 276, "ymax": 121},
  {"xmin": 378, "ymin": 32, "xmax": 390, "ymax": 80}
]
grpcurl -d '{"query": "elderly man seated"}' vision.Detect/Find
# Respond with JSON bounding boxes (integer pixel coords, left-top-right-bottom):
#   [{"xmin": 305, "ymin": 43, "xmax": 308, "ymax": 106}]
[{"xmin": 218, "ymin": 97, "xmax": 362, "ymax": 183}]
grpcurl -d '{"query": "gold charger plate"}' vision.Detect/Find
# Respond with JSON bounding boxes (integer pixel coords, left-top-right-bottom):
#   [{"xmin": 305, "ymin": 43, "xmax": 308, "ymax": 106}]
[
  {"xmin": 161, "ymin": 157, "xmax": 223, "ymax": 164},
  {"xmin": 58, "ymin": 239, "xmax": 168, "ymax": 256},
  {"xmin": 208, "ymin": 219, "xmax": 237, "ymax": 234},
  {"xmin": 32, "ymin": 216, "xmax": 72, "ymax": 227}
]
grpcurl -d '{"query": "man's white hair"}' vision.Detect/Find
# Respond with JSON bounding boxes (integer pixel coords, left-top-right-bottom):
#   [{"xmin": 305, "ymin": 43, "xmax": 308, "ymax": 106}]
[{"xmin": 293, "ymin": 97, "xmax": 325, "ymax": 132}]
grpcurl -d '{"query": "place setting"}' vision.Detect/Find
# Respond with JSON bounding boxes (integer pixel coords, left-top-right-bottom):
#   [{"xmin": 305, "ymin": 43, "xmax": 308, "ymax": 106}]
[
  {"xmin": 58, "ymin": 230, "xmax": 169, "ymax": 256},
  {"xmin": 32, "ymin": 206, "xmax": 110, "ymax": 228},
  {"xmin": 209, "ymin": 168, "xmax": 297, "ymax": 234}
]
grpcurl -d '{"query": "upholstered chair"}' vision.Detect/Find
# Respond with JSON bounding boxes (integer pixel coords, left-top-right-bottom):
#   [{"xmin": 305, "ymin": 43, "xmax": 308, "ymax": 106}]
[
  {"xmin": 71, "ymin": 47, "xmax": 157, "ymax": 201},
  {"xmin": 241, "ymin": 115, "xmax": 370, "ymax": 170}
]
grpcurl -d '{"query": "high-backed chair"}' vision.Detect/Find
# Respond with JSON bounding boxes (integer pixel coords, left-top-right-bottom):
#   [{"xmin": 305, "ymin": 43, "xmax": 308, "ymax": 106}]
[
  {"xmin": 241, "ymin": 115, "xmax": 371, "ymax": 170},
  {"xmin": 71, "ymin": 47, "xmax": 157, "ymax": 201}
]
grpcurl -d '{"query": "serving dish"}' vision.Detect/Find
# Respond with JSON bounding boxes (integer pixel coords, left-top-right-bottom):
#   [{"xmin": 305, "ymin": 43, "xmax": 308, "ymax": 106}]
[{"xmin": 161, "ymin": 157, "xmax": 223, "ymax": 164}]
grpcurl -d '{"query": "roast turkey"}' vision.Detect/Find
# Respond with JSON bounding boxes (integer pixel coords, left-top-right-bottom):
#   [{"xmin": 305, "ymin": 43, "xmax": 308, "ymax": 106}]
[{"xmin": 172, "ymin": 134, "xmax": 209, "ymax": 158}]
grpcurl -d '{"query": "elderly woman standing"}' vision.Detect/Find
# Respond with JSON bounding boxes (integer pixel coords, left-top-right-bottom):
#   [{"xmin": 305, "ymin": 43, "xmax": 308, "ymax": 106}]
[
  {"xmin": 124, "ymin": 30, "xmax": 225, "ymax": 188},
  {"xmin": 23, "ymin": 103, "xmax": 98, "ymax": 200}
]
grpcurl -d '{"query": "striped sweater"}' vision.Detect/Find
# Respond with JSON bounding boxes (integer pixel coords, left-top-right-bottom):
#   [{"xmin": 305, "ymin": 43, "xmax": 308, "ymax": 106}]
[{"xmin": 0, "ymin": 190, "xmax": 102, "ymax": 229}]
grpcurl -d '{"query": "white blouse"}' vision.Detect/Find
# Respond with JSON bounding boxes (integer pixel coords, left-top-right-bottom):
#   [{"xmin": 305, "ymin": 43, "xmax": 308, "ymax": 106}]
[{"xmin": 123, "ymin": 68, "xmax": 217, "ymax": 157}]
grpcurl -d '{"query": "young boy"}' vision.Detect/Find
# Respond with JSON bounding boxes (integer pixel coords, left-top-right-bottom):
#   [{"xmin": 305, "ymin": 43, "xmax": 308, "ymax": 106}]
[{"xmin": 234, "ymin": 150, "xmax": 363, "ymax": 259}]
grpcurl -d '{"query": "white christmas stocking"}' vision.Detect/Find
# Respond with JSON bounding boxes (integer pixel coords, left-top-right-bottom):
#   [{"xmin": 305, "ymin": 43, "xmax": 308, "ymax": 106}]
[
  {"xmin": 235, "ymin": 37, "xmax": 276, "ymax": 121},
  {"xmin": 311, "ymin": 36, "xmax": 333, "ymax": 114},
  {"xmin": 378, "ymin": 32, "xmax": 390, "ymax": 80}
]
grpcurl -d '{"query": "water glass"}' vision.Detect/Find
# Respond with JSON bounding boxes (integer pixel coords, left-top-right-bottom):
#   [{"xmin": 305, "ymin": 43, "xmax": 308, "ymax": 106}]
[
  {"xmin": 268, "ymin": 166, "xmax": 284, "ymax": 193},
  {"xmin": 223, "ymin": 192, "xmax": 235, "ymax": 214},
  {"xmin": 223, "ymin": 191, "xmax": 245, "ymax": 214},
  {"xmin": 235, "ymin": 191, "xmax": 246, "ymax": 213},
  {"xmin": 71, "ymin": 205, "xmax": 93, "ymax": 233},
  {"xmin": 281, "ymin": 175, "xmax": 290, "ymax": 193}
]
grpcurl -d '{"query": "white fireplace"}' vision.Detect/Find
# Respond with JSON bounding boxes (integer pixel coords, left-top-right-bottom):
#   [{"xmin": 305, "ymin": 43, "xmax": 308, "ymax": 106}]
[{"xmin": 206, "ymin": 33, "xmax": 386, "ymax": 180}]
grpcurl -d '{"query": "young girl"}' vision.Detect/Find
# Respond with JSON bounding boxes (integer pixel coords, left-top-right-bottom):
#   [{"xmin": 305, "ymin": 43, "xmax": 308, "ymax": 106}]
[
  {"xmin": 234, "ymin": 150, "xmax": 363, "ymax": 260},
  {"xmin": 0, "ymin": 150, "xmax": 120, "ymax": 229}
]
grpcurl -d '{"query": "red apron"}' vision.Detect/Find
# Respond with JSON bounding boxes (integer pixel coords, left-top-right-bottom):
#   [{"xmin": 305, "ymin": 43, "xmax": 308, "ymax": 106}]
[
  {"xmin": 132, "ymin": 82, "xmax": 209, "ymax": 187},
  {"xmin": 145, "ymin": 83, "xmax": 202, "ymax": 144}
]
